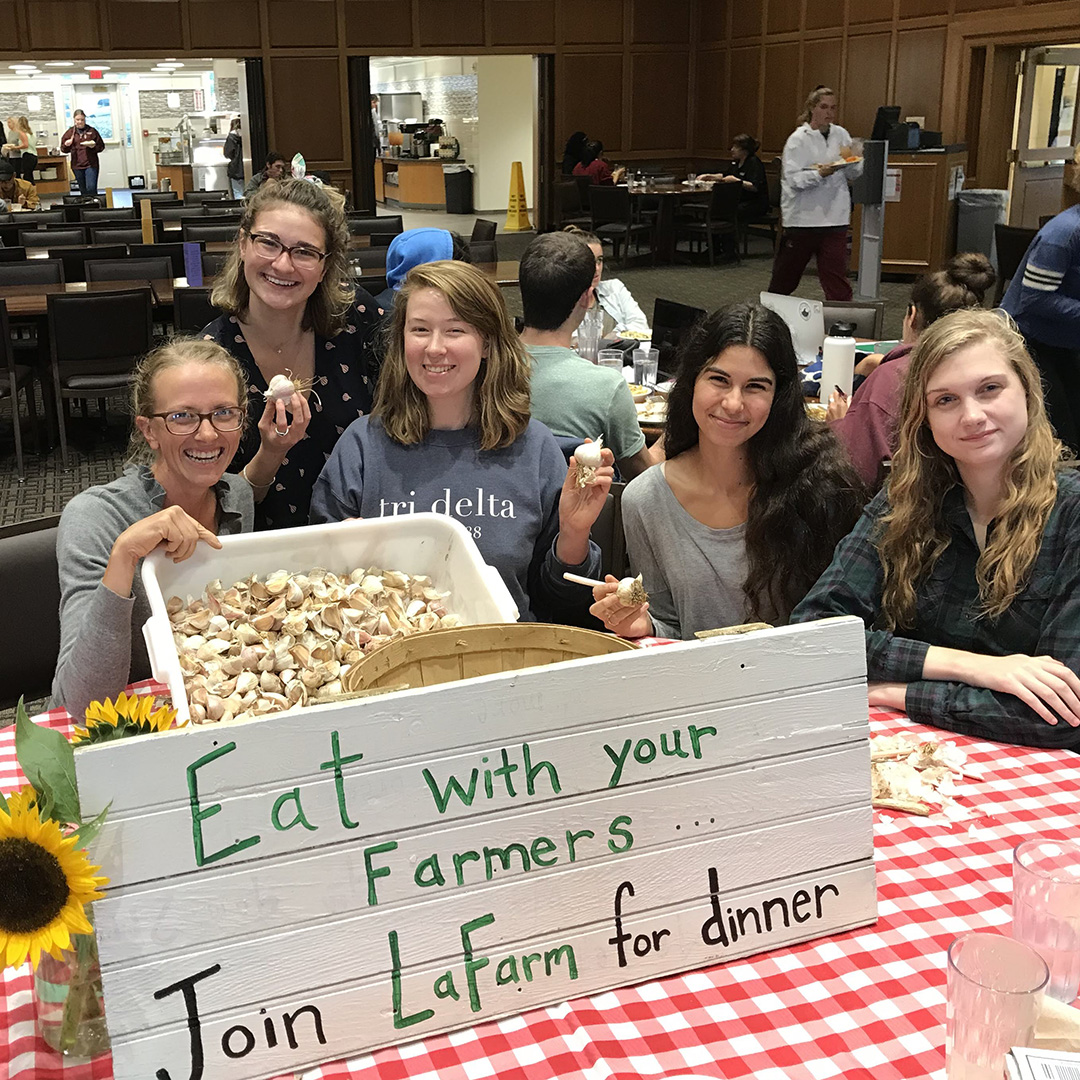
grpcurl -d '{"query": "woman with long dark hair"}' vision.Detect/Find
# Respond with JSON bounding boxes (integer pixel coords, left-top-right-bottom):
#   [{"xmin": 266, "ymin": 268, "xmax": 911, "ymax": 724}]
[
  {"xmin": 590, "ymin": 302, "xmax": 865, "ymax": 638},
  {"xmin": 562, "ymin": 131, "xmax": 588, "ymax": 176},
  {"xmin": 793, "ymin": 309, "xmax": 1080, "ymax": 749}
]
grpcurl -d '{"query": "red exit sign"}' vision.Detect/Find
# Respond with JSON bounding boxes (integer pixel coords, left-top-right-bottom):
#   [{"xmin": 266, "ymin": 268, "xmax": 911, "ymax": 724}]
[{"xmin": 88, "ymin": 69, "xmax": 103, "ymax": 79}]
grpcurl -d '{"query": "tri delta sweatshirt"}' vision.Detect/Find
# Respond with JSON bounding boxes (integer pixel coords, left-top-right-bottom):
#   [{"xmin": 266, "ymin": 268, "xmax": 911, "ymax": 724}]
[{"xmin": 310, "ymin": 416, "xmax": 601, "ymax": 623}]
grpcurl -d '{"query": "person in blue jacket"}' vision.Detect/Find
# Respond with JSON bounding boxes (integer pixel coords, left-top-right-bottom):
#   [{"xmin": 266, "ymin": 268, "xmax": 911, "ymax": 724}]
[
  {"xmin": 1001, "ymin": 196, "xmax": 1080, "ymax": 451},
  {"xmin": 311, "ymin": 259, "xmax": 612, "ymax": 626}
]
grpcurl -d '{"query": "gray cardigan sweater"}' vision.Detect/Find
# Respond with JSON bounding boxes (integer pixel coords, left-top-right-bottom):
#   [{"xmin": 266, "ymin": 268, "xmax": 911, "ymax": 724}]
[{"xmin": 51, "ymin": 465, "xmax": 253, "ymax": 718}]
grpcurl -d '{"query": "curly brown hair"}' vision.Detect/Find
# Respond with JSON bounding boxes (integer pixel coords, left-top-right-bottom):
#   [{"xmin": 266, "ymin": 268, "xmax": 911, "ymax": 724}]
[
  {"xmin": 209, "ymin": 178, "xmax": 353, "ymax": 337},
  {"xmin": 878, "ymin": 308, "xmax": 1072, "ymax": 627}
]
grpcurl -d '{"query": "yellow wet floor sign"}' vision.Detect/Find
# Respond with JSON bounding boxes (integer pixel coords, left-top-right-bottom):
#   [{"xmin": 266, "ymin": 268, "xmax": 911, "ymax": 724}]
[{"xmin": 505, "ymin": 161, "xmax": 532, "ymax": 231}]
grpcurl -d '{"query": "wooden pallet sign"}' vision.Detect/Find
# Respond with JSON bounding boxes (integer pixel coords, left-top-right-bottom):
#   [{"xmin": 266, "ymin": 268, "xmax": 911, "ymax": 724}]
[{"xmin": 74, "ymin": 616, "xmax": 876, "ymax": 1080}]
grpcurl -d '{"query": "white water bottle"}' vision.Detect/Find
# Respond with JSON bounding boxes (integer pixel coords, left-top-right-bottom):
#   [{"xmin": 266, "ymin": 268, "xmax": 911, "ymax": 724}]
[{"xmin": 820, "ymin": 334, "xmax": 856, "ymax": 401}]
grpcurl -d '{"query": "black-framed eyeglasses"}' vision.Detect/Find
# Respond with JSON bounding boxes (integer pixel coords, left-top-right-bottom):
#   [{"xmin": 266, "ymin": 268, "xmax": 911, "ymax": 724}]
[
  {"xmin": 149, "ymin": 408, "xmax": 245, "ymax": 435},
  {"xmin": 245, "ymin": 230, "xmax": 329, "ymax": 270}
]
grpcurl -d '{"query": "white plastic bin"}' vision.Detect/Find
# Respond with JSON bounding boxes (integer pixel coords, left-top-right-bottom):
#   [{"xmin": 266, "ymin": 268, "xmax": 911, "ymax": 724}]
[{"xmin": 141, "ymin": 514, "xmax": 519, "ymax": 721}]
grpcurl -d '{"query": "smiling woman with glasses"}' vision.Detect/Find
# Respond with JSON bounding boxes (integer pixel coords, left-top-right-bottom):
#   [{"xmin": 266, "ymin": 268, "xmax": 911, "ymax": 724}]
[
  {"xmin": 50, "ymin": 338, "xmax": 310, "ymax": 719},
  {"xmin": 205, "ymin": 177, "xmax": 384, "ymax": 529}
]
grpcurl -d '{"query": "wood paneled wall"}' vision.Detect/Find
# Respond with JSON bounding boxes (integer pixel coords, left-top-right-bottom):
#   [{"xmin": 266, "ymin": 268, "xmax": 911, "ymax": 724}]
[
  {"xmin": 693, "ymin": 0, "xmax": 1075, "ymax": 159},
  {"xmin": 4, "ymin": 0, "xmax": 1078, "ymax": 190}
]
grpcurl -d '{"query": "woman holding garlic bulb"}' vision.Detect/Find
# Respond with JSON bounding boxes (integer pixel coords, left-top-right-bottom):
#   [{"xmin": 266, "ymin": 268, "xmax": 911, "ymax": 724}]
[
  {"xmin": 590, "ymin": 302, "xmax": 864, "ymax": 639},
  {"xmin": 204, "ymin": 177, "xmax": 383, "ymax": 530},
  {"xmin": 311, "ymin": 260, "xmax": 611, "ymax": 626},
  {"xmin": 50, "ymin": 338, "xmax": 309, "ymax": 720}
]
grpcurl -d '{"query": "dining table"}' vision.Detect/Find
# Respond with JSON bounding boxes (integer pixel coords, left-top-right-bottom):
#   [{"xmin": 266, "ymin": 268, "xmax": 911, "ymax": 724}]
[{"xmin": 2, "ymin": 682, "xmax": 1076, "ymax": 1080}]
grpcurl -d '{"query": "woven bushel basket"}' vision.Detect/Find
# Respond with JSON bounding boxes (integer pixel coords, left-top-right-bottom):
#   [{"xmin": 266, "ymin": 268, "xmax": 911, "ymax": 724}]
[{"xmin": 342, "ymin": 622, "xmax": 638, "ymax": 694}]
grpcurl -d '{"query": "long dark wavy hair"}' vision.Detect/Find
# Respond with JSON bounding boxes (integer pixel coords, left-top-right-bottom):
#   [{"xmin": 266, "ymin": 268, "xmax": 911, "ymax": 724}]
[{"xmin": 665, "ymin": 302, "xmax": 866, "ymax": 622}]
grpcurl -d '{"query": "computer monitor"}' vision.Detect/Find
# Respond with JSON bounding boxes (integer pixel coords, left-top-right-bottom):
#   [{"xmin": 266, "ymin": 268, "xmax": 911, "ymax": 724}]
[
  {"xmin": 651, "ymin": 297, "xmax": 707, "ymax": 376},
  {"xmin": 871, "ymin": 106, "xmax": 901, "ymax": 141},
  {"xmin": 759, "ymin": 292, "xmax": 825, "ymax": 367}
]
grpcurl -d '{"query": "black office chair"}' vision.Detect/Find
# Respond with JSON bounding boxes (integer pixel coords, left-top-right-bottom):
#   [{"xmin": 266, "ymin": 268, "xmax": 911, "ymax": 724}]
[
  {"xmin": 349, "ymin": 248, "xmax": 388, "ymax": 273},
  {"xmin": 348, "ymin": 215, "xmax": 403, "ymax": 237},
  {"xmin": 470, "ymin": 219, "xmax": 498, "ymax": 243},
  {"xmin": 19, "ymin": 228, "xmax": 87, "ymax": 248},
  {"xmin": 183, "ymin": 190, "xmax": 229, "ymax": 205},
  {"xmin": 82, "ymin": 207, "xmax": 137, "ymax": 221},
  {"xmin": 154, "ymin": 205, "xmax": 208, "ymax": 222},
  {"xmin": 128, "ymin": 242, "xmax": 202, "ymax": 278},
  {"xmin": 200, "ymin": 211, "xmax": 243, "ymax": 226},
  {"xmin": 0, "ymin": 247, "xmax": 27, "ymax": 262},
  {"xmin": 53, "ymin": 244, "xmax": 127, "ymax": 284},
  {"xmin": 590, "ymin": 186, "xmax": 654, "ymax": 269},
  {"xmin": 131, "ymin": 191, "xmax": 180, "ymax": 210},
  {"xmin": 0, "ymin": 259, "xmax": 64, "ymax": 285},
  {"xmin": 173, "ymin": 286, "xmax": 223, "ymax": 333},
  {"xmin": 556, "ymin": 181, "xmax": 591, "ymax": 228},
  {"xmin": 85, "ymin": 257, "xmax": 174, "ymax": 283},
  {"xmin": 48, "ymin": 289, "xmax": 155, "ymax": 467},
  {"xmin": 0, "ymin": 298, "xmax": 40, "ymax": 480},
  {"xmin": 993, "ymin": 224, "xmax": 1037, "ymax": 306},
  {"xmin": 469, "ymin": 240, "xmax": 498, "ymax": 262},
  {"xmin": 182, "ymin": 223, "xmax": 240, "ymax": 243},
  {"xmin": 0, "ymin": 514, "xmax": 62, "ymax": 707},
  {"xmin": 202, "ymin": 250, "xmax": 229, "ymax": 277},
  {"xmin": 90, "ymin": 226, "xmax": 145, "ymax": 245},
  {"xmin": 21, "ymin": 209, "xmax": 65, "ymax": 226}
]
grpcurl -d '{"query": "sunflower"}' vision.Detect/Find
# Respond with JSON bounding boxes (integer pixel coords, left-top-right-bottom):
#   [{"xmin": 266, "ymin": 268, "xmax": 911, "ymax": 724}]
[
  {"xmin": 73, "ymin": 692, "xmax": 179, "ymax": 745},
  {"xmin": 0, "ymin": 786, "xmax": 108, "ymax": 968}
]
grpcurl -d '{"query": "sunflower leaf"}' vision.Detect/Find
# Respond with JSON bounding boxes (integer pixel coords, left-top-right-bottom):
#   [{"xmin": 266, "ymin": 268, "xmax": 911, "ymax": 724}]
[
  {"xmin": 72, "ymin": 802, "xmax": 111, "ymax": 852},
  {"xmin": 15, "ymin": 698, "xmax": 82, "ymax": 825},
  {"xmin": 0, "ymin": 788, "xmax": 7, "ymax": 813}
]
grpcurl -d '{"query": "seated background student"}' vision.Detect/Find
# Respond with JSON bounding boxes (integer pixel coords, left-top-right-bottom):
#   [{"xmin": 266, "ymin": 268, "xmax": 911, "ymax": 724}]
[
  {"xmin": 564, "ymin": 225, "xmax": 650, "ymax": 336},
  {"xmin": 310, "ymin": 259, "xmax": 612, "ymax": 626},
  {"xmin": 573, "ymin": 140, "xmax": 619, "ymax": 187},
  {"xmin": 519, "ymin": 231, "xmax": 657, "ymax": 480},
  {"xmin": 244, "ymin": 150, "xmax": 288, "ymax": 197},
  {"xmin": 0, "ymin": 157, "xmax": 38, "ymax": 209},
  {"xmin": 589, "ymin": 302, "xmax": 865, "ymax": 640},
  {"xmin": 792, "ymin": 308, "xmax": 1080, "ymax": 751},
  {"xmin": 374, "ymin": 227, "xmax": 470, "ymax": 311},
  {"xmin": 827, "ymin": 252, "xmax": 995, "ymax": 488},
  {"xmin": 698, "ymin": 133, "xmax": 770, "ymax": 219}
]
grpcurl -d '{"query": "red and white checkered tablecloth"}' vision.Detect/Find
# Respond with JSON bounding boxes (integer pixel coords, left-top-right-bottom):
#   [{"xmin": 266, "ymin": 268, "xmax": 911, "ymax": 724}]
[{"xmin": 3, "ymin": 697, "xmax": 1078, "ymax": 1080}]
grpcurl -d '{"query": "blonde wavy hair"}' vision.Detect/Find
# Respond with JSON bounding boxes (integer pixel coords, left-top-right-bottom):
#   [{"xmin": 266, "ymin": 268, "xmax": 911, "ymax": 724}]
[
  {"xmin": 374, "ymin": 260, "xmax": 530, "ymax": 450},
  {"xmin": 210, "ymin": 178, "xmax": 353, "ymax": 338},
  {"xmin": 878, "ymin": 308, "xmax": 1069, "ymax": 628}
]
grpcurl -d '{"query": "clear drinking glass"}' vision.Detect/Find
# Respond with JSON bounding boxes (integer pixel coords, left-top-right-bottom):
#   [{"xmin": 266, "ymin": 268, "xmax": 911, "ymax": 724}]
[
  {"xmin": 946, "ymin": 932, "xmax": 1048, "ymax": 1080},
  {"xmin": 687, "ymin": 172, "xmax": 698, "ymax": 187},
  {"xmin": 1013, "ymin": 839, "xmax": 1080, "ymax": 1003},
  {"xmin": 597, "ymin": 349, "xmax": 624, "ymax": 372},
  {"xmin": 576, "ymin": 306, "xmax": 603, "ymax": 362},
  {"xmin": 633, "ymin": 347, "xmax": 659, "ymax": 387}
]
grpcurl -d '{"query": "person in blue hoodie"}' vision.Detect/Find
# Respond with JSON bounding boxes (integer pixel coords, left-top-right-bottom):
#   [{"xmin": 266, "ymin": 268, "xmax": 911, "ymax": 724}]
[
  {"xmin": 375, "ymin": 227, "xmax": 471, "ymax": 310},
  {"xmin": 312, "ymin": 259, "xmax": 611, "ymax": 625}
]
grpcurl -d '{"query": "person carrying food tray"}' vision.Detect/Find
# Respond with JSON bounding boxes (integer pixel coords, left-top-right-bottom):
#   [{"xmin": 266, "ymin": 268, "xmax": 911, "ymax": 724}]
[{"xmin": 769, "ymin": 86, "xmax": 863, "ymax": 301}]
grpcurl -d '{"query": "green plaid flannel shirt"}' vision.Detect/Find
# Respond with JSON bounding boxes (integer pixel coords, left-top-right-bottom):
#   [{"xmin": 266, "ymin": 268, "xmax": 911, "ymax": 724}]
[{"xmin": 791, "ymin": 468, "xmax": 1080, "ymax": 751}]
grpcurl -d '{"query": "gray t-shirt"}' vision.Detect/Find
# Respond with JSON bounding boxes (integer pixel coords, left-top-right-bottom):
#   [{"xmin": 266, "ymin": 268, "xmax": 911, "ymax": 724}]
[
  {"xmin": 622, "ymin": 463, "xmax": 748, "ymax": 640},
  {"xmin": 52, "ymin": 465, "xmax": 253, "ymax": 717}
]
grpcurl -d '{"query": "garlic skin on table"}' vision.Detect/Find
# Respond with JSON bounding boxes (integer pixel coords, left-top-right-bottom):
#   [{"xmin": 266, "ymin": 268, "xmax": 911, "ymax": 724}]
[
  {"xmin": 573, "ymin": 436, "xmax": 604, "ymax": 489},
  {"xmin": 615, "ymin": 573, "xmax": 649, "ymax": 607}
]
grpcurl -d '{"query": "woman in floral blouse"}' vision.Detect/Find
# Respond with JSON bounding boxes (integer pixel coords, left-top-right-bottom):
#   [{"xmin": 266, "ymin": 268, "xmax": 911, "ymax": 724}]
[{"xmin": 203, "ymin": 177, "xmax": 383, "ymax": 529}]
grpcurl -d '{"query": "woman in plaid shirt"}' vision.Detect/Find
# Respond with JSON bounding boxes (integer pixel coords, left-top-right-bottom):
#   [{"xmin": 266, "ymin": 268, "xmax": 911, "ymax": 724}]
[{"xmin": 793, "ymin": 309, "xmax": 1080, "ymax": 750}]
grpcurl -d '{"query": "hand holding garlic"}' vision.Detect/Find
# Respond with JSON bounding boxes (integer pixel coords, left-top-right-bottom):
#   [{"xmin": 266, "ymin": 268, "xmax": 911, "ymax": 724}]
[
  {"xmin": 588, "ymin": 573, "xmax": 654, "ymax": 639},
  {"xmin": 572, "ymin": 436, "xmax": 604, "ymax": 489},
  {"xmin": 556, "ymin": 439, "xmax": 616, "ymax": 567}
]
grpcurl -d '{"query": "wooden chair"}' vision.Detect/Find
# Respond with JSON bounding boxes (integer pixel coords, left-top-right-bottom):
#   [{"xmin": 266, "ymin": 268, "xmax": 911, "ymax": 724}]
[
  {"xmin": 0, "ymin": 298, "xmax": 40, "ymax": 480},
  {"xmin": 47, "ymin": 289, "xmax": 154, "ymax": 466},
  {"xmin": 675, "ymin": 182, "xmax": 741, "ymax": 265},
  {"xmin": 0, "ymin": 514, "xmax": 62, "ymax": 708},
  {"xmin": 589, "ymin": 186, "xmax": 654, "ymax": 269},
  {"xmin": 993, "ymin": 224, "xmax": 1037, "ymax": 305}
]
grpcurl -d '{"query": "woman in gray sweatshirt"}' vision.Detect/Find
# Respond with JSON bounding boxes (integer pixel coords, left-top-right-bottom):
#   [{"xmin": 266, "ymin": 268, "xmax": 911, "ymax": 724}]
[
  {"xmin": 311, "ymin": 260, "xmax": 609, "ymax": 625},
  {"xmin": 52, "ymin": 338, "xmax": 311, "ymax": 718}
]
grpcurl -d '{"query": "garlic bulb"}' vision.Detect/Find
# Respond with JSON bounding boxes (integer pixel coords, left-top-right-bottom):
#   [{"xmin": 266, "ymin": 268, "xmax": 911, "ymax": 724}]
[
  {"xmin": 266, "ymin": 373, "xmax": 296, "ymax": 402},
  {"xmin": 615, "ymin": 574, "xmax": 648, "ymax": 606},
  {"xmin": 573, "ymin": 437, "xmax": 604, "ymax": 468},
  {"xmin": 573, "ymin": 436, "xmax": 604, "ymax": 489}
]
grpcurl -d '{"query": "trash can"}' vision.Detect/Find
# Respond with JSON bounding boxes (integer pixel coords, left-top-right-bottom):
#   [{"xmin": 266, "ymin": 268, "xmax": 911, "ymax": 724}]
[
  {"xmin": 444, "ymin": 164, "xmax": 474, "ymax": 215},
  {"xmin": 957, "ymin": 188, "xmax": 1008, "ymax": 269}
]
